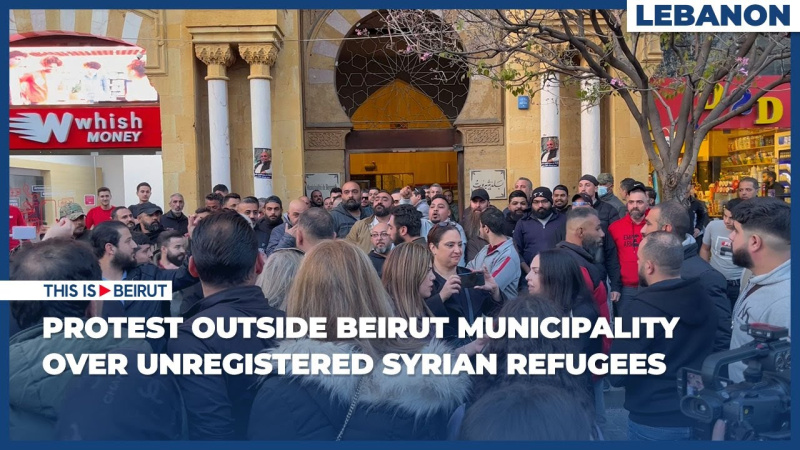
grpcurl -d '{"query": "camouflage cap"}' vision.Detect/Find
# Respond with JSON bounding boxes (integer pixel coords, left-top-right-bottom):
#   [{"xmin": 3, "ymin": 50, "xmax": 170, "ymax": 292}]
[{"xmin": 59, "ymin": 202, "xmax": 85, "ymax": 220}]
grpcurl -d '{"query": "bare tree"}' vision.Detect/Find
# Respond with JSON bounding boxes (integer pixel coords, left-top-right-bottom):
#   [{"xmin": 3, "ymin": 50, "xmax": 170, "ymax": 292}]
[{"xmin": 381, "ymin": 9, "xmax": 790, "ymax": 201}]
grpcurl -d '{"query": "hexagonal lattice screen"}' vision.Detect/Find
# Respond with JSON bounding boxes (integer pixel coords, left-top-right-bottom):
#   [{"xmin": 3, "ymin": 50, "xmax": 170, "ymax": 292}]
[{"xmin": 335, "ymin": 11, "xmax": 469, "ymax": 130}]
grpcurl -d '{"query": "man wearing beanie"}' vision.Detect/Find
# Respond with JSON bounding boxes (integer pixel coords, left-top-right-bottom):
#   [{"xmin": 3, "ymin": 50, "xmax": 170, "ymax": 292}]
[
  {"xmin": 513, "ymin": 186, "xmax": 567, "ymax": 285},
  {"xmin": 578, "ymin": 174, "xmax": 620, "ymax": 229},
  {"xmin": 553, "ymin": 184, "xmax": 571, "ymax": 214}
]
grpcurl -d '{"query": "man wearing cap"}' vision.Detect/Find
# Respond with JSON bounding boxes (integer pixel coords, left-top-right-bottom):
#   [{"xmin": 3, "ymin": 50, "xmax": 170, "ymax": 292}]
[
  {"xmin": 59, "ymin": 202, "xmax": 90, "ymax": 242},
  {"xmin": 597, "ymin": 173, "xmax": 625, "ymax": 216},
  {"xmin": 461, "ymin": 188, "xmax": 491, "ymax": 262},
  {"xmin": 135, "ymin": 201, "xmax": 165, "ymax": 245},
  {"xmin": 513, "ymin": 187, "xmax": 566, "ymax": 282},
  {"xmin": 553, "ymin": 185, "xmax": 571, "ymax": 214},
  {"xmin": 608, "ymin": 182, "xmax": 650, "ymax": 317},
  {"xmin": 578, "ymin": 174, "xmax": 620, "ymax": 229},
  {"xmin": 571, "ymin": 193, "xmax": 593, "ymax": 208}
]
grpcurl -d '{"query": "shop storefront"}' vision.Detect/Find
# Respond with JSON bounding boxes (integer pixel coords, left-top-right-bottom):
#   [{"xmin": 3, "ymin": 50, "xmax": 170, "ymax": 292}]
[
  {"xmin": 657, "ymin": 76, "xmax": 791, "ymax": 217},
  {"xmin": 9, "ymin": 44, "xmax": 162, "ymax": 233}
]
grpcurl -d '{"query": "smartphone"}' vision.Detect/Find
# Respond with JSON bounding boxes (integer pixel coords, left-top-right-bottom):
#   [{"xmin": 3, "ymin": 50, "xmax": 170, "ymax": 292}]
[
  {"xmin": 11, "ymin": 226, "xmax": 37, "ymax": 240},
  {"xmin": 459, "ymin": 272, "xmax": 485, "ymax": 289}
]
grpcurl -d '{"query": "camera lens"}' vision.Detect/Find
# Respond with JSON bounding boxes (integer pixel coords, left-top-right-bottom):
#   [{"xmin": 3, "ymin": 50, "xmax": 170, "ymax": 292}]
[{"xmin": 680, "ymin": 396, "xmax": 713, "ymax": 422}]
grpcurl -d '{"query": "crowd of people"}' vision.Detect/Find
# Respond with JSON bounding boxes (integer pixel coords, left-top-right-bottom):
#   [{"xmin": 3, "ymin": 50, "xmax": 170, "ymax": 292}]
[{"xmin": 7, "ymin": 171, "xmax": 791, "ymax": 441}]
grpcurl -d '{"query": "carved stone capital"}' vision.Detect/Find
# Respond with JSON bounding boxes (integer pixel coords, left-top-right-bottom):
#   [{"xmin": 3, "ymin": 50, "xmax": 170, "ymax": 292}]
[
  {"xmin": 239, "ymin": 43, "xmax": 279, "ymax": 67},
  {"xmin": 305, "ymin": 129, "xmax": 349, "ymax": 150},
  {"xmin": 460, "ymin": 126, "xmax": 504, "ymax": 147},
  {"xmin": 195, "ymin": 44, "xmax": 235, "ymax": 67}
]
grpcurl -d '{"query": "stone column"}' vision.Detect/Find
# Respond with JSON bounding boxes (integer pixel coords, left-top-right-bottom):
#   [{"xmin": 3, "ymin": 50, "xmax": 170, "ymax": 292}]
[
  {"xmin": 240, "ymin": 43, "xmax": 279, "ymax": 198},
  {"xmin": 195, "ymin": 44, "xmax": 235, "ymax": 190},
  {"xmin": 540, "ymin": 72, "xmax": 560, "ymax": 188},
  {"xmin": 581, "ymin": 77, "xmax": 601, "ymax": 177}
]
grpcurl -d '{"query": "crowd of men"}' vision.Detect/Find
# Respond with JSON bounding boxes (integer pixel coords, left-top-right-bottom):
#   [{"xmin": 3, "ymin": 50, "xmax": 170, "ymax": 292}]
[{"xmin": 7, "ymin": 171, "xmax": 791, "ymax": 441}]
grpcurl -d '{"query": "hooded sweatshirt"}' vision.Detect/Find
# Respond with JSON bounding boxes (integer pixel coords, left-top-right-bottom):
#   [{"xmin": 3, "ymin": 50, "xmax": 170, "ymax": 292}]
[
  {"xmin": 608, "ymin": 213, "xmax": 647, "ymax": 287},
  {"xmin": 330, "ymin": 203, "xmax": 368, "ymax": 239},
  {"xmin": 609, "ymin": 277, "xmax": 717, "ymax": 427},
  {"xmin": 729, "ymin": 259, "xmax": 791, "ymax": 382}
]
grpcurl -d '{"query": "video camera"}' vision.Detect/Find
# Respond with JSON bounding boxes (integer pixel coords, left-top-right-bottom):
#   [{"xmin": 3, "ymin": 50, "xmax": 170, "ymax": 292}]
[{"xmin": 677, "ymin": 323, "xmax": 791, "ymax": 440}]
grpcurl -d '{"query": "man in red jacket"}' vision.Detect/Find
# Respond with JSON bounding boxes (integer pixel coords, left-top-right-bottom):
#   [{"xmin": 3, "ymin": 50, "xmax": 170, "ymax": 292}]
[{"xmin": 608, "ymin": 182, "xmax": 649, "ymax": 318}]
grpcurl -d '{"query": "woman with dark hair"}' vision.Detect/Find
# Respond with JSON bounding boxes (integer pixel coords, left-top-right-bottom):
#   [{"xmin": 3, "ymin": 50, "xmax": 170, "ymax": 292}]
[{"xmin": 424, "ymin": 223, "xmax": 502, "ymax": 343}]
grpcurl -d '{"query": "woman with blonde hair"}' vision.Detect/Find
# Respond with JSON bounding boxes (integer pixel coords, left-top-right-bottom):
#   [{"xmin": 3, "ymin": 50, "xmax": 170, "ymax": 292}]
[
  {"xmin": 381, "ymin": 242, "xmax": 435, "ymax": 320},
  {"xmin": 249, "ymin": 240, "xmax": 470, "ymax": 440},
  {"xmin": 254, "ymin": 248, "xmax": 303, "ymax": 311}
]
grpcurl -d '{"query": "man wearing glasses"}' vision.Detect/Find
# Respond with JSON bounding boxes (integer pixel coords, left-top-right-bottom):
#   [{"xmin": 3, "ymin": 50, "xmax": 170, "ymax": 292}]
[{"xmin": 367, "ymin": 222, "xmax": 391, "ymax": 277}]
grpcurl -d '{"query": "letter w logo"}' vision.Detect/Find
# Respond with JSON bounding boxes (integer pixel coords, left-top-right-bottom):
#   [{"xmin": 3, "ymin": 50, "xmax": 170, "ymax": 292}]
[{"xmin": 10, "ymin": 112, "xmax": 73, "ymax": 143}]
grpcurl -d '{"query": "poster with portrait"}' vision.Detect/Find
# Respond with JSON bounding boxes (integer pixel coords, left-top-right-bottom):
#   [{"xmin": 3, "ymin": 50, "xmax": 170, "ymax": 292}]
[
  {"xmin": 540, "ymin": 136, "xmax": 560, "ymax": 168},
  {"xmin": 254, "ymin": 148, "xmax": 272, "ymax": 179}
]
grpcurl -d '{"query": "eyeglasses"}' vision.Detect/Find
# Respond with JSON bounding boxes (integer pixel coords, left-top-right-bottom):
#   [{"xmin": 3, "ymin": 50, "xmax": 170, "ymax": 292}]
[
  {"xmin": 573, "ymin": 201, "xmax": 589, "ymax": 207},
  {"xmin": 370, "ymin": 232, "xmax": 390, "ymax": 238}
]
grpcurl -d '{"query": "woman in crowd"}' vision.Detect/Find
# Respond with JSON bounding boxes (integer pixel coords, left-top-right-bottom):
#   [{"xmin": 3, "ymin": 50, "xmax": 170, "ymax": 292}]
[
  {"xmin": 255, "ymin": 248, "xmax": 302, "ymax": 311},
  {"xmin": 249, "ymin": 240, "xmax": 470, "ymax": 440},
  {"xmin": 381, "ymin": 242, "xmax": 435, "ymax": 320},
  {"xmin": 424, "ymin": 224, "xmax": 502, "ymax": 343}
]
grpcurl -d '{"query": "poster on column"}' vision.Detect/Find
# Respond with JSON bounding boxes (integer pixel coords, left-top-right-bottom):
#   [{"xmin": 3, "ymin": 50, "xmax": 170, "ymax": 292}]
[
  {"xmin": 541, "ymin": 136, "xmax": 560, "ymax": 168},
  {"xmin": 254, "ymin": 148, "xmax": 272, "ymax": 179}
]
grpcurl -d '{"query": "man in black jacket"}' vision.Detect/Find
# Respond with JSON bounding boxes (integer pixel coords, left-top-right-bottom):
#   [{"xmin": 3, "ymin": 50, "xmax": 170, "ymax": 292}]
[
  {"xmin": 641, "ymin": 200, "xmax": 732, "ymax": 352},
  {"xmin": 609, "ymin": 231, "xmax": 716, "ymax": 441},
  {"xmin": 160, "ymin": 193, "xmax": 188, "ymax": 235},
  {"xmin": 168, "ymin": 209, "xmax": 285, "ymax": 440}
]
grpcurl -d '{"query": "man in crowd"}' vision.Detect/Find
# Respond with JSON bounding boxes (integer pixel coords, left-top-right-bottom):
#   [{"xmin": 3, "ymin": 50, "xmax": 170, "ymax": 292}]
[
  {"xmin": 299, "ymin": 196, "xmax": 311, "ymax": 208},
  {"xmin": 347, "ymin": 190, "xmax": 393, "ymax": 254},
  {"xmin": 728, "ymin": 197, "xmax": 790, "ymax": 382},
  {"xmin": 421, "ymin": 195, "xmax": 467, "ymax": 265},
  {"xmin": 170, "ymin": 210, "xmax": 284, "ymax": 440},
  {"xmin": 444, "ymin": 189, "xmax": 459, "ymax": 221},
  {"xmin": 610, "ymin": 231, "xmax": 717, "ymax": 441},
  {"xmin": 503, "ymin": 190, "xmax": 528, "ymax": 237},
  {"xmin": 135, "ymin": 202, "xmax": 165, "ymax": 245},
  {"xmin": 237, "ymin": 196, "xmax": 260, "ymax": 227},
  {"xmin": 468, "ymin": 207, "xmax": 520, "ymax": 299},
  {"xmin": 608, "ymin": 182, "xmax": 650, "ymax": 317},
  {"xmin": 223, "ymin": 193, "xmax": 241, "ymax": 210},
  {"xmin": 512, "ymin": 177, "xmax": 533, "ymax": 202},
  {"xmin": 161, "ymin": 193, "xmax": 188, "ymax": 235},
  {"xmin": 429, "ymin": 183, "xmax": 443, "ymax": 199},
  {"xmin": 309, "ymin": 189, "xmax": 324, "ymax": 208},
  {"xmin": 132, "ymin": 231, "xmax": 154, "ymax": 266},
  {"xmin": 330, "ymin": 181, "xmax": 369, "ymax": 238},
  {"xmin": 266, "ymin": 198, "xmax": 308, "ymax": 256},
  {"xmin": 644, "ymin": 187, "xmax": 657, "ymax": 207},
  {"xmin": 128, "ymin": 182, "xmax": 151, "ymax": 212},
  {"xmin": 737, "ymin": 177, "xmax": 758, "ymax": 201},
  {"xmin": 641, "ymin": 200, "xmax": 731, "ymax": 352},
  {"xmin": 387, "ymin": 204, "xmax": 424, "ymax": 246},
  {"xmin": 552, "ymin": 184, "xmax": 571, "ymax": 214},
  {"xmin": 761, "ymin": 170, "xmax": 785, "ymax": 197},
  {"xmin": 597, "ymin": 173, "xmax": 625, "ymax": 215},
  {"xmin": 461, "ymin": 188, "xmax": 491, "ymax": 262},
  {"xmin": 619, "ymin": 178, "xmax": 636, "ymax": 204},
  {"xmin": 360, "ymin": 190, "xmax": 374, "ymax": 216},
  {"xmin": 213, "ymin": 184, "xmax": 229, "ymax": 196},
  {"xmin": 368, "ymin": 187, "xmax": 380, "ymax": 204},
  {"xmin": 58, "ymin": 202, "xmax": 90, "ymax": 242},
  {"xmin": 556, "ymin": 208, "xmax": 609, "ymax": 313},
  {"xmin": 111, "ymin": 206, "xmax": 135, "ymax": 230},
  {"xmin": 323, "ymin": 197, "xmax": 333, "ymax": 210},
  {"xmin": 700, "ymin": 199, "xmax": 744, "ymax": 308},
  {"xmin": 513, "ymin": 187, "xmax": 566, "ymax": 284},
  {"xmin": 410, "ymin": 187, "xmax": 429, "ymax": 217},
  {"xmin": 286, "ymin": 207, "xmax": 336, "ymax": 253},
  {"xmin": 329, "ymin": 187, "xmax": 342, "ymax": 203},
  {"xmin": 157, "ymin": 230, "xmax": 187, "ymax": 270},
  {"xmin": 85, "ymin": 187, "xmax": 114, "ymax": 230},
  {"xmin": 205, "ymin": 193, "xmax": 223, "ymax": 211},
  {"xmin": 578, "ymin": 174, "xmax": 620, "ymax": 229},
  {"xmin": 368, "ymin": 222, "xmax": 391, "ymax": 277},
  {"xmin": 391, "ymin": 190, "xmax": 402, "ymax": 207},
  {"xmin": 255, "ymin": 195, "xmax": 283, "ymax": 253}
]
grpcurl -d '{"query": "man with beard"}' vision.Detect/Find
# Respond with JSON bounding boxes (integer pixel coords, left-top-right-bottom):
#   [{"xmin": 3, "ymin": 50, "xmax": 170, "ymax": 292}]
[
  {"xmin": 610, "ymin": 231, "xmax": 716, "ymax": 441},
  {"xmin": 360, "ymin": 191, "xmax": 374, "ymax": 216},
  {"xmin": 641, "ymin": 200, "xmax": 731, "ymax": 352},
  {"xmin": 347, "ymin": 190, "xmax": 393, "ymax": 254},
  {"xmin": 468, "ymin": 207, "xmax": 520, "ymax": 299},
  {"xmin": 266, "ymin": 198, "xmax": 308, "ymax": 256},
  {"xmin": 556, "ymin": 208, "xmax": 608, "ymax": 311},
  {"xmin": 609, "ymin": 182, "xmax": 650, "ymax": 317},
  {"xmin": 461, "ymin": 188, "xmax": 492, "ymax": 263},
  {"xmin": 157, "ymin": 231, "xmax": 187, "ymax": 270},
  {"xmin": 205, "ymin": 193, "xmax": 223, "ymax": 211},
  {"xmin": 502, "ymin": 190, "xmax": 528, "ymax": 237},
  {"xmin": 512, "ymin": 177, "xmax": 533, "ymax": 201},
  {"xmin": 161, "ymin": 193, "xmax": 188, "ymax": 235},
  {"xmin": 58, "ymin": 202, "xmax": 90, "ymax": 242},
  {"xmin": 513, "ymin": 187, "xmax": 566, "ymax": 283},
  {"xmin": 330, "ymin": 181, "xmax": 369, "ymax": 238},
  {"xmin": 111, "ymin": 206, "xmax": 136, "ymax": 230},
  {"xmin": 132, "ymin": 231, "xmax": 155, "ymax": 266},
  {"xmin": 420, "ymin": 195, "xmax": 467, "ymax": 266},
  {"xmin": 237, "ymin": 196, "xmax": 260, "ymax": 228},
  {"xmin": 552, "ymin": 185, "xmax": 571, "ymax": 214},
  {"xmin": 93, "ymin": 220, "xmax": 199, "ymax": 327},
  {"xmin": 309, "ymin": 190, "xmax": 324, "ymax": 208},
  {"xmin": 254, "ymin": 195, "xmax": 283, "ymax": 253},
  {"xmin": 387, "ymin": 204, "xmax": 424, "ymax": 247},
  {"xmin": 727, "ymin": 197, "xmax": 790, "ymax": 382},
  {"xmin": 700, "ymin": 199, "xmax": 744, "ymax": 308},
  {"xmin": 367, "ymin": 222, "xmax": 391, "ymax": 277},
  {"xmin": 135, "ymin": 202, "xmax": 165, "ymax": 245}
]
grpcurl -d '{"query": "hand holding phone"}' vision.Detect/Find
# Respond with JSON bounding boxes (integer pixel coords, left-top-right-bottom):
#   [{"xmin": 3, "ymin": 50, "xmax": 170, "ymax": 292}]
[{"xmin": 459, "ymin": 271, "xmax": 485, "ymax": 289}]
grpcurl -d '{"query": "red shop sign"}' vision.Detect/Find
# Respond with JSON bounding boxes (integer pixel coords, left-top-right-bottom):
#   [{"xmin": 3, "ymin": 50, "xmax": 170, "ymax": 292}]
[
  {"xmin": 655, "ymin": 76, "xmax": 790, "ymax": 130},
  {"xmin": 9, "ymin": 105, "xmax": 161, "ymax": 150}
]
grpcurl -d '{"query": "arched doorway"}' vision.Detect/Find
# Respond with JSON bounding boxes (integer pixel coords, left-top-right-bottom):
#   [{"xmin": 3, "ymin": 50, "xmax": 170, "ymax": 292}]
[{"xmin": 335, "ymin": 11, "xmax": 468, "ymax": 195}]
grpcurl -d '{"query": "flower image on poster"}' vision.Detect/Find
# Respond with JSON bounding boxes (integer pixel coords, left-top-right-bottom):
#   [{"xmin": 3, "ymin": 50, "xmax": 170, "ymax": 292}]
[
  {"xmin": 541, "ymin": 136, "xmax": 560, "ymax": 168},
  {"xmin": 254, "ymin": 148, "xmax": 272, "ymax": 179}
]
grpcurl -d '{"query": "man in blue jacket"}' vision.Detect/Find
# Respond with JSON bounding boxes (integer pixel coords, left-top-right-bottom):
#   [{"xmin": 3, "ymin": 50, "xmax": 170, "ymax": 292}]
[{"xmin": 513, "ymin": 187, "xmax": 566, "ymax": 285}]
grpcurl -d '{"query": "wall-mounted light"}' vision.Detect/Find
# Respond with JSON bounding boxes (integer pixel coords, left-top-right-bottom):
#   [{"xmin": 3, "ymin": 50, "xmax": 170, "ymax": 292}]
[{"xmin": 364, "ymin": 161, "xmax": 377, "ymax": 171}]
